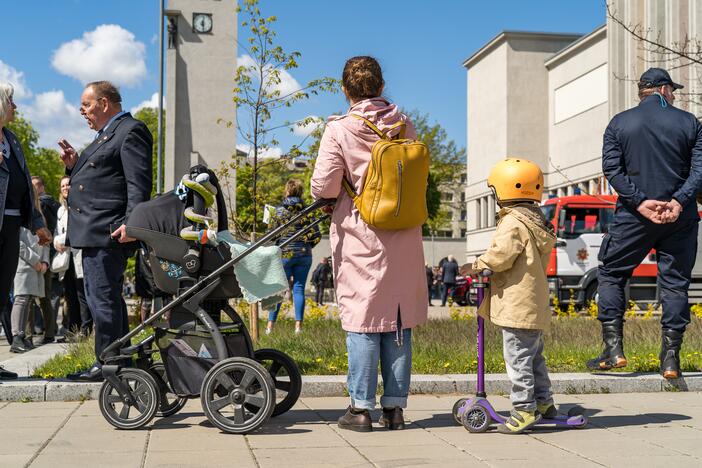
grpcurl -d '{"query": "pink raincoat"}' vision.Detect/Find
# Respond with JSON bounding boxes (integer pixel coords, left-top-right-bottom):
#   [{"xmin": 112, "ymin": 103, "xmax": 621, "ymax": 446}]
[{"xmin": 311, "ymin": 98, "xmax": 428, "ymax": 333}]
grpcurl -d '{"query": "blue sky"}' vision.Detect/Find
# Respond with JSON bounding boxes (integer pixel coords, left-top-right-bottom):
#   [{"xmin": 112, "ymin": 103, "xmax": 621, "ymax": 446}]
[{"xmin": 2, "ymin": 0, "xmax": 604, "ymax": 154}]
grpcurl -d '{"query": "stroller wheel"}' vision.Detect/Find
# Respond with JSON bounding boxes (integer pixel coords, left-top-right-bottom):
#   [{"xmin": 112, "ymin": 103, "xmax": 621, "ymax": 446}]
[
  {"xmin": 201, "ymin": 357, "xmax": 275, "ymax": 434},
  {"xmin": 452, "ymin": 398, "xmax": 468, "ymax": 425},
  {"xmin": 99, "ymin": 368, "xmax": 160, "ymax": 430},
  {"xmin": 149, "ymin": 363, "xmax": 188, "ymax": 417},
  {"xmin": 252, "ymin": 349, "xmax": 302, "ymax": 417},
  {"xmin": 461, "ymin": 405, "xmax": 491, "ymax": 433}
]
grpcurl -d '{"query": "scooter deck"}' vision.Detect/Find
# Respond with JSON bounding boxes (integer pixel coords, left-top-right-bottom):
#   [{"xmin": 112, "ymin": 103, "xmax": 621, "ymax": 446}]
[{"xmin": 456, "ymin": 397, "xmax": 588, "ymax": 430}]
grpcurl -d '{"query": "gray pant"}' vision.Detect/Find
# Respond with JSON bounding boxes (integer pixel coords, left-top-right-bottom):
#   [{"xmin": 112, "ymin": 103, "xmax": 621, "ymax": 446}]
[
  {"xmin": 11, "ymin": 295, "xmax": 33, "ymax": 337},
  {"xmin": 502, "ymin": 327, "xmax": 553, "ymax": 412}
]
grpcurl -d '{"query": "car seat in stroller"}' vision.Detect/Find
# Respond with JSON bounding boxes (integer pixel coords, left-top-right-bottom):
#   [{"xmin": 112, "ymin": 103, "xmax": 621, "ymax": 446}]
[{"xmin": 96, "ymin": 165, "xmax": 332, "ymax": 434}]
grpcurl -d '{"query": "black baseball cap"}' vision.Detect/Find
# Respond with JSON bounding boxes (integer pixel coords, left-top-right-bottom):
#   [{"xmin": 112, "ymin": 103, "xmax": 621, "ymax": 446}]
[{"xmin": 638, "ymin": 67, "xmax": 684, "ymax": 90}]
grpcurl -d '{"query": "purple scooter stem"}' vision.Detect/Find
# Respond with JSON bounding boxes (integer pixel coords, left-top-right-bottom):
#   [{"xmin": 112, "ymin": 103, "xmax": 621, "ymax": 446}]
[{"xmin": 454, "ymin": 271, "xmax": 587, "ymax": 431}]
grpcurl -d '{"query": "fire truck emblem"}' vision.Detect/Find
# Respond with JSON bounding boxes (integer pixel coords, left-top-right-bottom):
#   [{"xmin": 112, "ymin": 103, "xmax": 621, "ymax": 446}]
[{"xmin": 576, "ymin": 248, "xmax": 589, "ymax": 262}]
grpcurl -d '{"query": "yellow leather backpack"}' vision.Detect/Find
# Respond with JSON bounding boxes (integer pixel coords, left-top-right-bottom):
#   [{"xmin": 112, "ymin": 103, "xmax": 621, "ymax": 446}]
[{"xmin": 342, "ymin": 114, "xmax": 429, "ymax": 230}]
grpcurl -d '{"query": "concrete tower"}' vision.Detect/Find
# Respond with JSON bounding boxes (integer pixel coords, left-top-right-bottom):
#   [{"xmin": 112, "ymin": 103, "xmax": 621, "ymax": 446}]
[{"xmin": 164, "ymin": 0, "xmax": 237, "ymax": 191}]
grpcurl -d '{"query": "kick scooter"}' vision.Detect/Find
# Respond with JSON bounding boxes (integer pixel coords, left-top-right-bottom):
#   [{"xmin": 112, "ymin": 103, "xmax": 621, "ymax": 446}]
[{"xmin": 452, "ymin": 270, "xmax": 587, "ymax": 432}]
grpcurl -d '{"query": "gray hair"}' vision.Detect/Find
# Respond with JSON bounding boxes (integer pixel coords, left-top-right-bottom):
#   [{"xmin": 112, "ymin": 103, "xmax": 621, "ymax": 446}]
[{"xmin": 0, "ymin": 82, "xmax": 14, "ymax": 126}]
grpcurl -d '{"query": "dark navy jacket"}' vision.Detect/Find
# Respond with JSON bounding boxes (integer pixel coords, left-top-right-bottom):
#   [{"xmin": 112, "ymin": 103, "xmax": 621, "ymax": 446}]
[
  {"xmin": 66, "ymin": 113, "xmax": 152, "ymax": 248},
  {"xmin": 602, "ymin": 94, "xmax": 702, "ymax": 220}
]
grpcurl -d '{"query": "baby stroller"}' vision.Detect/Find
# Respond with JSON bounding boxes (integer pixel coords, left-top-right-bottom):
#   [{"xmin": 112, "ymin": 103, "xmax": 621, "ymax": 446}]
[{"xmin": 97, "ymin": 167, "xmax": 332, "ymax": 434}]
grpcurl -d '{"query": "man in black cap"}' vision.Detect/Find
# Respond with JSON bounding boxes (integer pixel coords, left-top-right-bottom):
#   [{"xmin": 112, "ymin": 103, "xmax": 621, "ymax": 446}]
[{"xmin": 587, "ymin": 67, "xmax": 702, "ymax": 379}]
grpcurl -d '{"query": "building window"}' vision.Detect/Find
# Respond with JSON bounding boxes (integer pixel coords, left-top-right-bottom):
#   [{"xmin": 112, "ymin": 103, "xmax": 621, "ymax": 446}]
[
  {"xmin": 460, "ymin": 210, "xmax": 467, "ymax": 221},
  {"xmin": 460, "ymin": 173, "xmax": 467, "ymax": 184},
  {"xmin": 460, "ymin": 229, "xmax": 467, "ymax": 238},
  {"xmin": 475, "ymin": 199, "xmax": 482, "ymax": 230},
  {"xmin": 461, "ymin": 192, "xmax": 465, "ymax": 203},
  {"xmin": 441, "ymin": 192, "xmax": 454, "ymax": 202}
]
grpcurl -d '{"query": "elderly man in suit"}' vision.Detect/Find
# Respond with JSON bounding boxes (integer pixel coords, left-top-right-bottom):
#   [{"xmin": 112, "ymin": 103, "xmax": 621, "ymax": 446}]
[{"xmin": 58, "ymin": 81, "xmax": 152, "ymax": 381}]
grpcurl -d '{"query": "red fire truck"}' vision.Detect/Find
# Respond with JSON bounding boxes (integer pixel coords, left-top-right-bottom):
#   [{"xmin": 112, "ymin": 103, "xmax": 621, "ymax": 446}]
[{"xmin": 540, "ymin": 194, "xmax": 663, "ymax": 307}]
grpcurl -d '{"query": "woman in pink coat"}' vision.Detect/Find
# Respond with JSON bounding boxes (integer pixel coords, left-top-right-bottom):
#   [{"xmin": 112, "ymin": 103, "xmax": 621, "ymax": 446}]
[{"xmin": 311, "ymin": 56, "xmax": 428, "ymax": 432}]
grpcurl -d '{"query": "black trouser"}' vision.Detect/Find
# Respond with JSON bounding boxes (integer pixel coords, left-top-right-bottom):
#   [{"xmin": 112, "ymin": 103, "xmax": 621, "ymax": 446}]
[
  {"xmin": 598, "ymin": 209, "xmax": 699, "ymax": 332},
  {"xmin": 0, "ymin": 216, "xmax": 21, "ymax": 342},
  {"xmin": 441, "ymin": 282, "xmax": 455, "ymax": 306},
  {"xmin": 82, "ymin": 247, "xmax": 131, "ymax": 364},
  {"xmin": 36, "ymin": 271, "xmax": 61, "ymax": 339},
  {"xmin": 315, "ymin": 283, "xmax": 325, "ymax": 304},
  {"xmin": 63, "ymin": 257, "xmax": 91, "ymax": 335}
]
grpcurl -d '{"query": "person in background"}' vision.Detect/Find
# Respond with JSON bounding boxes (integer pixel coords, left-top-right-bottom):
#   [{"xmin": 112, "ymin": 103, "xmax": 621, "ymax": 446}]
[
  {"xmin": 10, "ymin": 190, "xmax": 49, "ymax": 353},
  {"xmin": 31, "ymin": 176, "xmax": 61, "ymax": 343},
  {"xmin": 425, "ymin": 263, "xmax": 435, "ymax": 306},
  {"xmin": 311, "ymin": 257, "xmax": 333, "ymax": 305},
  {"xmin": 266, "ymin": 179, "xmax": 321, "ymax": 335},
  {"xmin": 311, "ymin": 56, "xmax": 428, "ymax": 432},
  {"xmin": 0, "ymin": 82, "xmax": 51, "ymax": 377},
  {"xmin": 440, "ymin": 255, "xmax": 459, "ymax": 306},
  {"xmin": 54, "ymin": 175, "xmax": 90, "ymax": 336}
]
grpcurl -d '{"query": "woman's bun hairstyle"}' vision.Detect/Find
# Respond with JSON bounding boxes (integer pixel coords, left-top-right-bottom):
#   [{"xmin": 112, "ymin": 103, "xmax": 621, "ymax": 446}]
[{"xmin": 342, "ymin": 56, "xmax": 384, "ymax": 102}]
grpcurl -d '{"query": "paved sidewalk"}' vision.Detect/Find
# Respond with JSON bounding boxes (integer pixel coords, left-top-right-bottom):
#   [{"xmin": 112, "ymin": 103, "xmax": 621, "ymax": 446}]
[{"xmin": 2, "ymin": 392, "xmax": 701, "ymax": 467}]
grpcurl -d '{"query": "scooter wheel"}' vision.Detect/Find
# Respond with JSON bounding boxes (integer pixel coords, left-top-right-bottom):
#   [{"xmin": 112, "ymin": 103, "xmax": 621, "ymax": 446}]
[
  {"xmin": 99, "ymin": 368, "xmax": 159, "ymax": 430},
  {"xmin": 461, "ymin": 405, "xmax": 491, "ymax": 433},
  {"xmin": 452, "ymin": 398, "xmax": 468, "ymax": 425}
]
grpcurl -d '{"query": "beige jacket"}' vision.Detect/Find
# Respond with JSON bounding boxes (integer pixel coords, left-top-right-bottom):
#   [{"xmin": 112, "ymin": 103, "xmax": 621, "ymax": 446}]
[{"xmin": 474, "ymin": 206, "xmax": 555, "ymax": 331}]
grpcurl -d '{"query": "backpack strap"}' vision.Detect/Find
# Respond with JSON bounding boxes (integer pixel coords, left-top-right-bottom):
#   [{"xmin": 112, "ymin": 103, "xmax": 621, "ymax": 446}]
[
  {"xmin": 349, "ymin": 114, "xmax": 407, "ymax": 140},
  {"xmin": 342, "ymin": 178, "xmax": 358, "ymax": 200}
]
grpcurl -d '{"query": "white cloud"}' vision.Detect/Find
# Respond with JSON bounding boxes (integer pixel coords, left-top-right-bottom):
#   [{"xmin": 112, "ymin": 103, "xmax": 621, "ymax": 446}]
[
  {"xmin": 293, "ymin": 115, "xmax": 323, "ymax": 137},
  {"xmin": 130, "ymin": 92, "xmax": 162, "ymax": 114},
  {"xmin": 0, "ymin": 60, "xmax": 32, "ymax": 100},
  {"xmin": 238, "ymin": 54, "xmax": 301, "ymax": 97},
  {"xmin": 51, "ymin": 24, "xmax": 147, "ymax": 87},
  {"xmin": 236, "ymin": 143, "xmax": 283, "ymax": 159},
  {"xmin": 22, "ymin": 90, "xmax": 94, "ymax": 149}
]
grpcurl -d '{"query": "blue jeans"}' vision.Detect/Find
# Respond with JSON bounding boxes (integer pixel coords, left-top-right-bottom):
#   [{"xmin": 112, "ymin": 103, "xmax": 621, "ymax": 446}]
[
  {"xmin": 268, "ymin": 255, "xmax": 312, "ymax": 322},
  {"xmin": 346, "ymin": 329, "xmax": 412, "ymax": 410}
]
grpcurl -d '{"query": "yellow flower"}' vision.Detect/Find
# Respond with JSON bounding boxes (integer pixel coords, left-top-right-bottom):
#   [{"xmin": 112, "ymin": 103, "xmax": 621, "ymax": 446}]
[
  {"xmin": 315, "ymin": 357, "xmax": 322, "ymax": 363},
  {"xmin": 443, "ymin": 362, "xmax": 450, "ymax": 369}
]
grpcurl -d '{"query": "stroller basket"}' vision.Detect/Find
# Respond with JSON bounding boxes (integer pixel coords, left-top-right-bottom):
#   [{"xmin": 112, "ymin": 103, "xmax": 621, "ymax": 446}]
[{"xmin": 156, "ymin": 325, "xmax": 253, "ymax": 397}]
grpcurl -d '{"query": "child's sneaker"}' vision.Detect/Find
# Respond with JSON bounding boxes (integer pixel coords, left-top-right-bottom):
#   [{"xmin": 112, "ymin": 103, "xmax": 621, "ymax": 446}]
[
  {"xmin": 496, "ymin": 409, "xmax": 542, "ymax": 434},
  {"xmin": 536, "ymin": 402, "xmax": 558, "ymax": 419}
]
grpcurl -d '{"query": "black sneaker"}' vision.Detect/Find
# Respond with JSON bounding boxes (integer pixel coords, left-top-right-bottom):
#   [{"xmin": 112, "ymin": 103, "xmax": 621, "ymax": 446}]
[
  {"xmin": 379, "ymin": 407, "xmax": 405, "ymax": 430},
  {"xmin": 0, "ymin": 366, "xmax": 18, "ymax": 380},
  {"xmin": 338, "ymin": 406, "xmax": 373, "ymax": 432},
  {"xmin": 10, "ymin": 336, "xmax": 27, "ymax": 353}
]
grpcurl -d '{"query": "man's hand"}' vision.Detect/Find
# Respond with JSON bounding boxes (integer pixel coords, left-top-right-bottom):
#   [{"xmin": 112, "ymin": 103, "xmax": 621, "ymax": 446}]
[
  {"xmin": 36, "ymin": 227, "xmax": 52, "ymax": 246},
  {"xmin": 110, "ymin": 224, "xmax": 135, "ymax": 243},
  {"xmin": 57, "ymin": 138, "xmax": 78, "ymax": 169},
  {"xmin": 637, "ymin": 200, "xmax": 667, "ymax": 224},
  {"xmin": 661, "ymin": 199, "xmax": 683, "ymax": 223}
]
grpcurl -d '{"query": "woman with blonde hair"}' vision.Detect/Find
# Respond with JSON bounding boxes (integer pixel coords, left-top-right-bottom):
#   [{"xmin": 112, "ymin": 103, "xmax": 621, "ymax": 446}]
[
  {"xmin": 266, "ymin": 179, "xmax": 321, "ymax": 335},
  {"xmin": 54, "ymin": 175, "xmax": 90, "ymax": 336}
]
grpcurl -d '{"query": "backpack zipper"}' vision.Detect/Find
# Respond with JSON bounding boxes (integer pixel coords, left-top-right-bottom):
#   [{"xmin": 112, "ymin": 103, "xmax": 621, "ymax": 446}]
[{"xmin": 395, "ymin": 160, "xmax": 403, "ymax": 217}]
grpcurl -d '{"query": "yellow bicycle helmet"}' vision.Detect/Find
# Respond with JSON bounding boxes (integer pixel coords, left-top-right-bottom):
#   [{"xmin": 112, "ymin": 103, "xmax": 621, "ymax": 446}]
[{"xmin": 487, "ymin": 158, "xmax": 544, "ymax": 203}]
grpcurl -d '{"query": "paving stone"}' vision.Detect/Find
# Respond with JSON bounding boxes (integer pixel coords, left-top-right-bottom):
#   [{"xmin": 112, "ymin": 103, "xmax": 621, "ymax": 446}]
[
  {"xmin": 253, "ymin": 446, "xmax": 370, "ymax": 468},
  {"xmin": 144, "ymin": 449, "xmax": 258, "ymax": 468}
]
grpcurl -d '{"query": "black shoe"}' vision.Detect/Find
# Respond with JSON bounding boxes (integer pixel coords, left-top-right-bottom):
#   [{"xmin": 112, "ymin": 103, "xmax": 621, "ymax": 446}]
[
  {"xmin": 10, "ymin": 336, "xmax": 27, "ymax": 353},
  {"xmin": 660, "ymin": 329, "xmax": 683, "ymax": 380},
  {"xmin": 379, "ymin": 407, "xmax": 405, "ymax": 430},
  {"xmin": 586, "ymin": 320, "xmax": 627, "ymax": 371},
  {"xmin": 41, "ymin": 337, "xmax": 56, "ymax": 345},
  {"xmin": 338, "ymin": 406, "xmax": 373, "ymax": 432},
  {"xmin": 67, "ymin": 364, "xmax": 103, "ymax": 382},
  {"xmin": 0, "ymin": 366, "xmax": 17, "ymax": 380}
]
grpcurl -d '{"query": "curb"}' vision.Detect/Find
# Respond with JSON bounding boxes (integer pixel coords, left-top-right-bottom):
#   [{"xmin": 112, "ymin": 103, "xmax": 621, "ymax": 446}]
[{"xmin": 1, "ymin": 372, "xmax": 701, "ymax": 402}]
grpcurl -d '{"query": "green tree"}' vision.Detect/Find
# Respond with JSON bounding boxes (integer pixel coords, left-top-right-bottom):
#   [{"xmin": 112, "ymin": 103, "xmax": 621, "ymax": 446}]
[
  {"xmin": 133, "ymin": 107, "xmax": 164, "ymax": 196},
  {"xmin": 224, "ymin": 0, "xmax": 337, "ymax": 237},
  {"xmin": 7, "ymin": 114, "xmax": 64, "ymax": 198}
]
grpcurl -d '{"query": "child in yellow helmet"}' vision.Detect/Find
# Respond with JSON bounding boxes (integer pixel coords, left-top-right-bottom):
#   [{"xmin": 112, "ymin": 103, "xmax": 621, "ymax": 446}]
[{"xmin": 464, "ymin": 158, "xmax": 557, "ymax": 434}]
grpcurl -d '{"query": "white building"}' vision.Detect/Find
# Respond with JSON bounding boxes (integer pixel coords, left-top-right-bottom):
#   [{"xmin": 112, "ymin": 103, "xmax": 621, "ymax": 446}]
[{"xmin": 463, "ymin": 0, "xmax": 702, "ymax": 262}]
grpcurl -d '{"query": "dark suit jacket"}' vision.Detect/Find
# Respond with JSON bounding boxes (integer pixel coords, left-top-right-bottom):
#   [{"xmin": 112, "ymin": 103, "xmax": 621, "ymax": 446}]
[
  {"xmin": 0, "ymin": 128, "xmax": 44, "ymax": 233},
  {"xmin": 603, "ymin": 94, "xmax": 702, "ymax": 221},
  {"xmin": 66, "ymin": 113, "xmax": 152, "ymax": 248}
]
